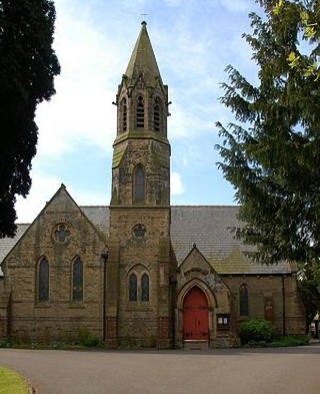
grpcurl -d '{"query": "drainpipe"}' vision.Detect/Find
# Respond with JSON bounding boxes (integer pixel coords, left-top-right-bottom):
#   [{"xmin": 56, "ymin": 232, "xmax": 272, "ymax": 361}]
[
  {"xmin": 101, "ymin": 251, "xmax": 109, "ymax": 342},
  {"xmin": 169, "ymin": 275, "xmax": 177, "ymax": 349},
  {"xmin": 282, "ymin": 275, "xmax": 286, "ymax": 336}
]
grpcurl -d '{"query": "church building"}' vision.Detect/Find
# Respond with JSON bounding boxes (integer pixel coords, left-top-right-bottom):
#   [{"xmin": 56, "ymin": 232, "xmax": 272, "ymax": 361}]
[{"xmin": 0, "ymin": 22, "xmax": 306, "ymax": 348}]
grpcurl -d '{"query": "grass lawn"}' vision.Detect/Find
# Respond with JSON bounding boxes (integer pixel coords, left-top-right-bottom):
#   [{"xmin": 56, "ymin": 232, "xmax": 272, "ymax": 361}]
[{"xmin": 0, "ymin": 367, "xmax": 29, "ymax": 394}]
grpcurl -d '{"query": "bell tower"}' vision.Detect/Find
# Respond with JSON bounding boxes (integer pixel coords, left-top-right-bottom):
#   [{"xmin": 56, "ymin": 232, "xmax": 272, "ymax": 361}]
[{"xmin": 106, "ymin": 22, "xmax": 174, "ymax": 348}]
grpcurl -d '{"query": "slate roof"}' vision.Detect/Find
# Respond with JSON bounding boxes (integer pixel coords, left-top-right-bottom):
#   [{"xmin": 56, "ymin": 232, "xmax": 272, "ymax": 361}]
[
  {"xmin": 0, "ymin": 205, "xmax": 292, "ymax": 277},
  {"xmin": 170, "ymin": 206, "xmax": 292, "ymax": 275},
  {"xmin": 80, "ymin": 206, "xmax": 110, "ymax": 235},
  {"xmin": 0, "ymin": 224, "xmax": 29, "ymax": 276}
]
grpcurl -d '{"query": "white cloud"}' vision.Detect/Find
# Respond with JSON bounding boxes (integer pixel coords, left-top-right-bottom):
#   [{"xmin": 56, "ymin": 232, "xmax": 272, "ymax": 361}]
[
  {"xmin": 15, "ymin": 173, "xmax": 61, "ymax": 223},
  {"xmin": 15, "ymin": 172, "xmax": 108, "ymax": 223},
  {"xmin": 171, "ymin": 172, "xmax": 185, "ymax": 195},
  {"xmin": 35, "ymin": 1, "xmax": 130, "ymax": 158}
]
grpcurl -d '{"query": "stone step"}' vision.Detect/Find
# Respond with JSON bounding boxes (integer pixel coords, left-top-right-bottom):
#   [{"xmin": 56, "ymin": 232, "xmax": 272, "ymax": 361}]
[{"xmin": 183, "ymin": 340, "xmax": 209, "ymax": 351}]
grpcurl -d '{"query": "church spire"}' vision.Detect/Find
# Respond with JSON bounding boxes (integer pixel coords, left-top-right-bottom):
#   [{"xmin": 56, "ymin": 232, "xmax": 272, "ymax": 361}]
[
  {"xmin": 114, "ymin": 22, "xmax": 168, "ymax": 139},
  {"xmin": 124, "ymin": 21, "xmax": 162, "ymax": 85}
]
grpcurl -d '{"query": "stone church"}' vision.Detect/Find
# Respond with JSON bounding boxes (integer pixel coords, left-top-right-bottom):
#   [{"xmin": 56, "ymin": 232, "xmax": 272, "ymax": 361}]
[{"xmin": 0, "ymin": 22, "xmax": 306, "ymax": 348}]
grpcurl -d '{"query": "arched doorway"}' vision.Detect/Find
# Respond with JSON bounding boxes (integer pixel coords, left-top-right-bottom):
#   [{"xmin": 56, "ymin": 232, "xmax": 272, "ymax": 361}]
[{"xmin": 183, "ymin": 286, "xmax": 209, "ymax": 341}]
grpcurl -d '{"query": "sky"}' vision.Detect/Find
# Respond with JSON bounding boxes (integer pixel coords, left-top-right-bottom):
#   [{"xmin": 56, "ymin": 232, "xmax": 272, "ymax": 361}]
[{"xmin": 16, "ymin": 0, "xmax": 262, "ymax": 223}]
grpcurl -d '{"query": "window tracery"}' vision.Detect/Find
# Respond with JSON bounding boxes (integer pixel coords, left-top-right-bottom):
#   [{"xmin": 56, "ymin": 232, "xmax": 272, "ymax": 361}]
[{"xmin": 53, "ymin": 223, "xmax": 70, "ymax": 243}]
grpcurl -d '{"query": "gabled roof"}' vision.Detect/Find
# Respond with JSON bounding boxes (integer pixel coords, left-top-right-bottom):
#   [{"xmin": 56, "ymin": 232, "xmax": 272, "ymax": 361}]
[
  {"xmin": 0, "ymin": 205, "xmax": 292, "ymax": 276},
  {"xmin": 0, "ymin": 224, "xmax": 29, "ymax": 276},
  {"xmin": 170, "ymin": 206, "xmax": 292, "ymax": 275},
  {"xmin": 125, "ymin": 21, "xmax": 162, "ymax": 85},
  {"xmin": 0, "ymin": 190, "xmax": 109, "ymax": 276}
]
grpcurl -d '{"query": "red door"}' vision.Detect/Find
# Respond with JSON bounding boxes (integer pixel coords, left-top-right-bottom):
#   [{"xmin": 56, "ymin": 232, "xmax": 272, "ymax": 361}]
[{"xmin": 183, "ymin": 286, "xmax": 209, "ymax": 340}]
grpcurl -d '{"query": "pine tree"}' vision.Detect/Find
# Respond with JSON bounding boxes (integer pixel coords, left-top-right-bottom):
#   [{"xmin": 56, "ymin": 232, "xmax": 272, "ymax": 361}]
[
  {"xmin": 216, "ymin": 0, "xmax": 320, "ymax": 264},
  {"xmin": 0, "ymin": 0, "xmax": 60, "ymax": 237}
]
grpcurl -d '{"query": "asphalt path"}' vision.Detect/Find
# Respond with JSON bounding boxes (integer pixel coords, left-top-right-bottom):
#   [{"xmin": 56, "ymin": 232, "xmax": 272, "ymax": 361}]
[{"xmin": 0, "ymin": 345, "xmax": 319, "ymax": 394}]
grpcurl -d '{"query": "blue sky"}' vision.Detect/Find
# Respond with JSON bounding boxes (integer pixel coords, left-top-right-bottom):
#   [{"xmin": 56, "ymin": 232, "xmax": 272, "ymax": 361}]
[{"xmin": 16, "ymin": 0, "xmax": 262, "ymax": 222}]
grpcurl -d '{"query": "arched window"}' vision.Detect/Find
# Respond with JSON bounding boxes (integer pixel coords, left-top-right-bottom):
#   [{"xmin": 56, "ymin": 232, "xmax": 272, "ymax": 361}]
[
  {"xmin": 129, "ymin": 273, "xmax": 137, "ymax": 301},
  {"xmin": 38, "ymin": 257, "xmax": 49, "ymax": 302},
  {"xmin": 153, "ymin": 98, "xmax": 162, "ymax": 132},
  {"xmin": 240, "ymin": 284, "xmax": 249, "ymax": 316},
  {"xmin": 136, "ymin": 96, "xmax": 144, "ymax": 128},
  {"xmin": 72, "ymin": 257, "xmax": 83, "ymax": 301},
  {"xmin": 141, "ymin": 273, "xmax": 149, "ymax": 301},
  {"xmin": 121, "ymin": 98, "xmax": 127, "ymax": 133},
  {"xmin": 134, "ymin": 165, "xmax": 145, "ymax": 202}
]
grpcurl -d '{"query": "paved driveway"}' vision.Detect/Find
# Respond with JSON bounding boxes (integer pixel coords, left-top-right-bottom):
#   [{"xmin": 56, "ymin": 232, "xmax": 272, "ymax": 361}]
[{"xmin": 0, "ymin": 345, "xmax": 319, "ymax": 394}]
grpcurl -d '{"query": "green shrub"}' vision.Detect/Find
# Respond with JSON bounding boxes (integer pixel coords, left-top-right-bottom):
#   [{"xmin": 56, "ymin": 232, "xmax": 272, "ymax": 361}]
[
  {"xmin": 0, "ymin": 340, "xmax": 10, "ymax": 348},
  {"xmin": 77, "ymin": 326, "xmax": 100, "ymax": 347},
  {"xmin": 239, "ymin": 319, "xmax": 274, "ymax": 344},
  {"xmin": 268, "ymin": 335, "xmax": 309, "ymax": 347}
]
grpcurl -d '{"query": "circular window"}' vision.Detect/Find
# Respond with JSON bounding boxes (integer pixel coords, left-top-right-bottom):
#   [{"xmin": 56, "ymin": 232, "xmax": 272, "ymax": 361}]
[
  {"xmin": 133, "ymin": 224, "xmax": 146, "ymax": 239},
  {"xmin": 53, "ymin": 223, "xmax": 70, "ymax": 243}
]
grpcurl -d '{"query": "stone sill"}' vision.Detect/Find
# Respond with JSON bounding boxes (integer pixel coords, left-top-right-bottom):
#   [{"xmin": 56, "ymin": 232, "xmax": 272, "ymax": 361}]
[
  {"xmin": 34, "ymin": 303, "xmax": 51, "ymax": 308},
  {"xmin": 69, "ymin": 303, "xmax": 86, "ymax": 309}
]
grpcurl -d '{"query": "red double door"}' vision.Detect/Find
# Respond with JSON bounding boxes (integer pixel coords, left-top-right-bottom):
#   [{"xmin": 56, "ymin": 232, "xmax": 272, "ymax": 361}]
[{"xmin": 183, "ymin": 286, "xmax": 209, "ymax": 341}]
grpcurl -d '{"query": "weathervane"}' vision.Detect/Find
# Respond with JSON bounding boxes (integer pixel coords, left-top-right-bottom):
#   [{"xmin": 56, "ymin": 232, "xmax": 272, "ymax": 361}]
[{"xmin": 141, "ymin": 12, "xmax": 149, "ymax": 23}]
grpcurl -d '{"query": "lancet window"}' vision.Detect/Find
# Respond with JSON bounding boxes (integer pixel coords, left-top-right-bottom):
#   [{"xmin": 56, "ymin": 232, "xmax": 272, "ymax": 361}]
[
  {"xmin": 72, "ymin": 256, "xmax": 83, "ymax": 301},
  {"xmin": 129, "ymin": 273, "xmax": 138, "ymax": 301},
  {"xmin": 240, "ymin": 284, "xmax": 249, "ymax": 316},
  {"xmin": 153, "ymin": 97, "xmax": 162, "ymax": 132},
  {"xmin": 136, "ymin": 96, "xmax": 144, "ymax": 128},
  {"xmin": 141, "ymin": 273, "xmax": 149, "ymax": 301},
  {"xmin": 121, "ymin": 98, "xmax": 127, "ymax": 133},
  {"xmin": 38, "ymin": 257, "xmax": 49, "ymax": 302}
]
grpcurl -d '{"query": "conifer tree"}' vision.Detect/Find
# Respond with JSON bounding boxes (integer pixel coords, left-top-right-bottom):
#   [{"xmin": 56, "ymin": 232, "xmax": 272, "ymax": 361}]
[
  {"xmin": 0, "ymin": 0, "xmax": 60, "ymax": 237},
  {"xmin": 216, "ymin": 0, "xmax": 320, "ymax": 264}
]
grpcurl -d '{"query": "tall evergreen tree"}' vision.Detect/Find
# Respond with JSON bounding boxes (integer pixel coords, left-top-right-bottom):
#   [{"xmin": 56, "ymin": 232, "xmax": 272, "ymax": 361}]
[
  {"xmin": 0, "ymin": 0, "xmax": 60, "ymax": 237},
  {"xmin": 297, "ymin": 261, "xmax": 320, "ymax": 330},
  {"xmin": 216, "ymin": 0, "xmax": 320, "ymax": 264}
]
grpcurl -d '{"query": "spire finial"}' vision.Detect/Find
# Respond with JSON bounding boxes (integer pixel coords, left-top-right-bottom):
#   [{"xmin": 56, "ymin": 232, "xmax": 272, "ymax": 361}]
[{"xmin": 141, "ymin": 20, "xmax": 147, "ymax": 28}]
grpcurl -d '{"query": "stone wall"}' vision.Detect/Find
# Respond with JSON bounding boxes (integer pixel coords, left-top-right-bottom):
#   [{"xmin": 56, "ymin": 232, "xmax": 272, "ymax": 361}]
[
  {"xmin": 0, "ymin": 279, "xmax": 10, "ymax": 340},
  {"xmin": 222, "ymin": 275, "xmax": 306, "ymax": 336},
  {"xmin": 2, "ymin": 186, "xmax": 107, "ymax": 343},
  {"xmin": 107, "ymin": 206, "xmax": 173, "ymax": 348}
]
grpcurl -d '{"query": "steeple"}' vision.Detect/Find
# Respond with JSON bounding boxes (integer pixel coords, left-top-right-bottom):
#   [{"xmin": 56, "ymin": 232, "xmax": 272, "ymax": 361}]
[
  {"xmin": 111, "ymin": 22, "xmax": 170, "ymax": 207},
  {"xmin": 107, "ymin": 22, "xmax": 173, "ymax": 350},
  {"xmin": 114, "ymin": 22, "xmax": 168, "ymax": 140},
  {"xmin": 125, "ymin": 21, "xmax": 162, "ymax": 86}
]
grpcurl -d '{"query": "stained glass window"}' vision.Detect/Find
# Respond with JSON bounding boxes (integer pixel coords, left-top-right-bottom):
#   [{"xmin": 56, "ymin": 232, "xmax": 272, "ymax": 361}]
[
  {"xmin": 136, "ymin": 96, "xmax": 144, "ymax": 128},
  {"xmin": 38, "ymin": 257, "xmax": 49, "ymax": 302},
  {"xmin": 135, "ymin": 165, "xmax": 145, "ymax": 202},
  {"xmin": 129, "ymin": 273, "xmax": 137, "ymax": 301},
  {"xmin": 141, "ymin": 273, "xmax": 149, "ymax": 301},
  {"xmin": 73, "ymin": 257, "xmax": 83, "ymax": 301},
  {"xmin": 54, "ymin": 223, "xmax": 70, "ymax": 243},
  {"xmin": 240, "ymin": 285, "xmax": 249, "ymax": 316}
]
